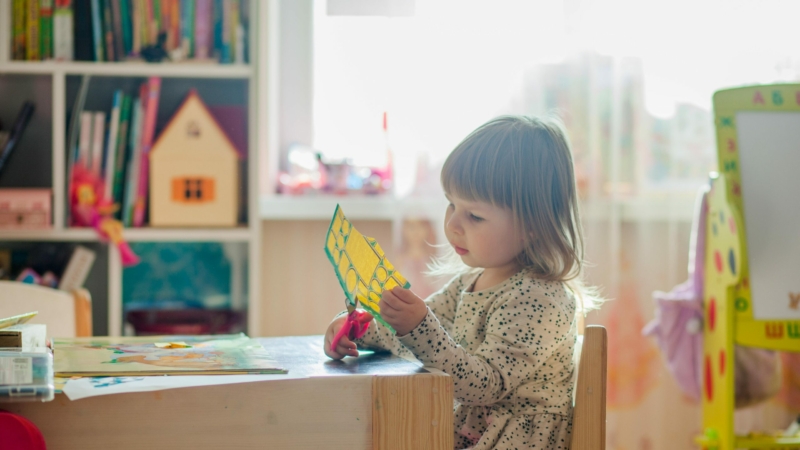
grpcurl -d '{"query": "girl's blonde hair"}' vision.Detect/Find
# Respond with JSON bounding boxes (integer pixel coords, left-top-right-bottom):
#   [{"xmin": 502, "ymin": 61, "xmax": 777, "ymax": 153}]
[{"xmin": 433, "ymin": 115, "xmax": 601, "ymax": 311}]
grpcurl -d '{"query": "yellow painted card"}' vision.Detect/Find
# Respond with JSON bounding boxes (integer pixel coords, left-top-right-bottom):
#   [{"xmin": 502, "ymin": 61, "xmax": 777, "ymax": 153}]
[{"xmin": 324, "ymin": 204, "xmax": 410, "ymax": 332}]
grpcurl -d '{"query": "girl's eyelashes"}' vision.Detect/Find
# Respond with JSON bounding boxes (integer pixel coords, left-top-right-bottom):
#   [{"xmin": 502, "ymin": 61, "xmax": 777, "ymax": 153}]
[{"xmin": 447, "ymin": 202, "xmax": 484, "ymax": 222}]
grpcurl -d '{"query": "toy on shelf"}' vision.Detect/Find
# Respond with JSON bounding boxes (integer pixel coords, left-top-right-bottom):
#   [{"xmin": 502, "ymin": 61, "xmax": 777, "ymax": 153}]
[
  {"xmin": 277, "ymin": 112, "xmax": 394, "ymax": 196},
  {"xmin": 149, "ymin": 90, "xmax": 239, "ymax": 227},
  {"xmin": 0, "ymin": 189, "xmax": 51, "ymax": 229},
  {"xmin": 277, "ymin": 146, "xmax": 394, "ymax": 197},
  {"xmin": 70, "ymin": 165, "xmax": 139, "ymax": 267}
]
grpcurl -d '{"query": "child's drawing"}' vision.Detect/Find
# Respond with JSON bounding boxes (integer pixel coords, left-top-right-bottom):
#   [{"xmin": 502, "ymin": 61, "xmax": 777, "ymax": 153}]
[
  {"xmin": 89, "ymin": 377, "xmax": 145, "ymax": 388},
  {"xmin": 54, "ymin": 334, "xmax": 285, "ymax": 376}
]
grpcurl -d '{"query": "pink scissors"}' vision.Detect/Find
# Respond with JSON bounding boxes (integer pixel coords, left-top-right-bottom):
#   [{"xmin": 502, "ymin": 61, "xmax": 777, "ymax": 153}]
[{"xmin": 329, "ymin": 299, "xmax": 372, "ymax": 354}]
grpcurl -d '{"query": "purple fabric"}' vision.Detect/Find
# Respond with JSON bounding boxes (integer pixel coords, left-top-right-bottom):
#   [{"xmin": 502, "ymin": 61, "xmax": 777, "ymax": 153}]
[
  {"xmin": 643, "ymin": 188, "xmax": 707, "ymax": 400},
  {"xmin": 643, "ymin": 278, "xmax": 704, "ymax": 400},
  {"xmin": 643, "ymin": 187, "xmax": 781, "ymax": 406}
]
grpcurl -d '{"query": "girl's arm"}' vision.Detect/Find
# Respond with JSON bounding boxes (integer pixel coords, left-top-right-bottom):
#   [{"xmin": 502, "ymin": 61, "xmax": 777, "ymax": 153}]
[
  {"xmin": 352, "ymin": 274, "xmax": 463, "ymax": 353},
  {"xmin": 397, "ymin": 293, "xmax": 574, "ymax": 407},
  {"xmin": 422, "ymin": 273, "xmax": 466, "ymax": 335}
]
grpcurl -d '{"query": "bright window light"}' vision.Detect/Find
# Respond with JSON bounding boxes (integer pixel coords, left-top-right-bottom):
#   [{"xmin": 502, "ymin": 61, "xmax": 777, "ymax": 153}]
[{"xmin": 312, "ymin": 0, "xmax": 800, "ymax": 197}]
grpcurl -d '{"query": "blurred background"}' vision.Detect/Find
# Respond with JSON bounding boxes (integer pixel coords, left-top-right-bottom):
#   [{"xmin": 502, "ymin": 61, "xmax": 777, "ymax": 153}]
[{"xmin": 263, "ymin": 1, "xmax": 800, "ymax": 448}]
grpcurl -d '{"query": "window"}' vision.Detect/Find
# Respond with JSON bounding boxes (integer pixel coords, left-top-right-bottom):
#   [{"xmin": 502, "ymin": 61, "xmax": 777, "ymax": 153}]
[
  {"xmin": 304, "ymin": 0, "xmax": 800, "ymax": 200},
  {"xmin": 172, "ymin": 177, "xmax": 215, "ymax": 203}
]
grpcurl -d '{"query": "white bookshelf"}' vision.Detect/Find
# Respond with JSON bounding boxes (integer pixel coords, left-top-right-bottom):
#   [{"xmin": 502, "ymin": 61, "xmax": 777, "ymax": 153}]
[
  {"xmin": 0, "ymin": 0, "xmax": 265, "ymax": 338},
  {"xmin": 0, "ymin": 61, "xmax": 254, "ymax": 78}
]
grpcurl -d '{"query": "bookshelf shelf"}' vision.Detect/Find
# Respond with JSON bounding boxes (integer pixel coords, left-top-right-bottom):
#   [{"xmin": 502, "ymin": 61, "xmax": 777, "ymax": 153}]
[
  {"xmin": 0, "ymin": 0, "xmax": 265, "ymax": 338},
  {"xmin": 0, "ymin": 227, "xmax": 253, "ymax": 242},
  {"xmin": 0, "ymin": 61, "xmax": 253, "ymax": 79}
]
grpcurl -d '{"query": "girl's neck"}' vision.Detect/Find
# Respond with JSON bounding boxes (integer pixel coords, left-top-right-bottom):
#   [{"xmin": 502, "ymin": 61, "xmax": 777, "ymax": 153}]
[{"xmin": 471, "ymin": 264, "xmax": 522, "ymax": 292}]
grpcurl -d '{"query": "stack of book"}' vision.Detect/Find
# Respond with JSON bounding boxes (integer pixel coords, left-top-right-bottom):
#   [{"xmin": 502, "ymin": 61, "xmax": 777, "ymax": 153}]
[
  {"xmin": 69, "ymin": 77, "xmax": 161, "ymax": 227},
  {"xmin": 11, "ymin": 0, "xmax": 249, "ymax": 64}
]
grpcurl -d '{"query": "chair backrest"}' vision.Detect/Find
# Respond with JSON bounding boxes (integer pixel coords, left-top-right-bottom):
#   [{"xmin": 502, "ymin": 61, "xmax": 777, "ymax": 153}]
[
  {"xmin": 571, "ymin": 325, "xmax": 608, "ymax": 450},
  {"xmin": 0, "ymin": 281, "xmax": 92, "ymax": 338}
]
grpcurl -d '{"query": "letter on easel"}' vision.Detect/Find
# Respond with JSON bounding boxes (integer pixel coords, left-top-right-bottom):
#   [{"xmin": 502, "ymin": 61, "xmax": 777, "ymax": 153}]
[
  {"xmin": 788, "ymin": 322, "xmax": 800, "ymax": 339},
  {"xmin": 789, "ymin": 292, "xmax": 800, "ymax": 309},
  {"xmin": 765, "ymin": 322, "xmax": 784, "ymax": 339}
]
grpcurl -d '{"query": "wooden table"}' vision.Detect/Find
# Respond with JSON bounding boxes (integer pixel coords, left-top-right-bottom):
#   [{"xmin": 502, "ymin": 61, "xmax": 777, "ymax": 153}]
[{"xmin": 5, "ymin": 336, "xmax": 453, "ymax": 450}]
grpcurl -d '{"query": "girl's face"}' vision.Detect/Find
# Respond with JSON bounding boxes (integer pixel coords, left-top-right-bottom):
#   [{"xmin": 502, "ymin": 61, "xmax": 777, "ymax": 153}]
[{"xmin": 444, "ymin": 193, "xmax": 525, "ymax": 278}]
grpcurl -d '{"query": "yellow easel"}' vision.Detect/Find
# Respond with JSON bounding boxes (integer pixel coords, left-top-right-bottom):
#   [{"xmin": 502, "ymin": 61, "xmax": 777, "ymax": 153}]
[{"xmin": 698, "ymin": 84, "xmax": 800, "ymax": 449}]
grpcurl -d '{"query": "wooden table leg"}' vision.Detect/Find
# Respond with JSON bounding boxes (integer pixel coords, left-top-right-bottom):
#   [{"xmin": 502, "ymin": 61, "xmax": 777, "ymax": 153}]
[{"xmin": 372, "ymin": 373, "xmax": 453, "ymax": 450}]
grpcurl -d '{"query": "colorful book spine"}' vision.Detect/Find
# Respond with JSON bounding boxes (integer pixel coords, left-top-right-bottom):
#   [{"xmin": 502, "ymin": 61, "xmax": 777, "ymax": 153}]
[
  {"xmin": 109, "ymin": 0, "xmax": 124, "ymax": 59},
  {"xmin": 90, "ymin": 111, "xmax": 106, "ymax": 176},
  {"xmin": 103, "ymin": 90, "xmax": 122, "ymax": 202},
  {"xmin": 151, "ymin": 0, "xmax": 161, "ymax": 44},
  {"xmin": 78, "ymin": 111, "xmax": 94, "ymax": 169},
  {"xmin": 123, "ymin": 96, "xmax": 143, "ymax": 226},
  {"xmin": 239, "ymin": 0, "xmax": 248, "ymax": 63},
  {"xmin": 194, "ymin": 0, "xmax": 211, "ymax": 59},
  {"xmin": 90, "ymin": 0, "xmax": 104, "ymax": 60},
  {"xmin": 102, "ymin": 0, "xmax": 116, "ymax": 61},
  {"xmin": 169, "ymin": 0, "xmax": 180, "ymax": 53},
  {"xmin": 132, "ymin": 77, "xmax": 161, "ymax": 227},
  {"xmin": 12, "ymin": 0, "xmax": 26, "ymax": 60},
  {"xmin": 119, "ymin": 0, "xmax": 132, "ymax": 55},
  {"xmin": 112, "ymin": 94, "xmax": 132, "ymax": 213},
  {"xmin": 180, "ymin": 0, "xmax": 194, "ymax": 58},
  {"xmin": 159, "ymin": 0, "xmax": 170, "ymax": 49},
  {"xmin": 39, "ymin": 0, "xmax": 54, "ymax": 60},
  {"xmin": 53, "ymin": 0, "xmax": 73, "ymax": 61},
  {"xmin": 219, "ymin": 0, "xmax": 231, "ymax": 63},
  {"xmin": 212, "ymin": 0, "xmax": 222, "ymax": 59},
  {"xmin": 144, "ymin": 0, "xmax": 154, "ymax": 47},
  {"xmin": 27, "ymin": 0, "xmax": 41, "ymax": 60},
  {"xmin": 229, "ymin": 0, "xmax": 239, "ymax": 63},
  {"xmin": 130, "ymin": 0, "xmax": 140, "ymax": 55}
]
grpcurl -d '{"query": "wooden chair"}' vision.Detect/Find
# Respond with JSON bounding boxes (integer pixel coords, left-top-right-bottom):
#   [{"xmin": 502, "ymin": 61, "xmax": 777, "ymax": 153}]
[
  {"xmin": 571, "ymin": 325, "xmax": 608, "ymax": 450},
  {"xmin": 0, "ymin": 280, "xmax": 92, "ymax": 338}
]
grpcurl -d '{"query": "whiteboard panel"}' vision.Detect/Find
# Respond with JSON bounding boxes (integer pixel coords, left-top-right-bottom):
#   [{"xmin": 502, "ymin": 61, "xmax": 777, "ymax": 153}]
[{"xmin": 736, "ymin": 111, "xmax": 800, "ymax": 320}]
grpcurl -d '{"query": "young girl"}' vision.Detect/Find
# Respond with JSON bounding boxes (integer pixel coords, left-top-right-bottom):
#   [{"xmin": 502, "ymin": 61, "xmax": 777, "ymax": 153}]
[{"xmin": 324, "ymin": 115, "xmax": 600, "ymax": 450}]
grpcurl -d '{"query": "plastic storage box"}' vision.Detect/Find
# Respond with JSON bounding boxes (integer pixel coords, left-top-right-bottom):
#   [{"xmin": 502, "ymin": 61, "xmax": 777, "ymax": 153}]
[{"xmin": 0, "ymin": 347, "xmax": 54, "ymax": 402}]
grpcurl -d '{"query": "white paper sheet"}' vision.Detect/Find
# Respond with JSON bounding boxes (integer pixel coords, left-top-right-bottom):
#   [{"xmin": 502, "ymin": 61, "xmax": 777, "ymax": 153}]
[{"xmin": 63, "ymin": 373, "xmax": 304, "ymax": 401}]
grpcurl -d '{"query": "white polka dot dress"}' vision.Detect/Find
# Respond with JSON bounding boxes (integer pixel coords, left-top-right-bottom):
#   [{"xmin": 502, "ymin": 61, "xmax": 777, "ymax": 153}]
[{"xmin": 352, "ymin": 269, "xmax": 577, "ymax": 450}]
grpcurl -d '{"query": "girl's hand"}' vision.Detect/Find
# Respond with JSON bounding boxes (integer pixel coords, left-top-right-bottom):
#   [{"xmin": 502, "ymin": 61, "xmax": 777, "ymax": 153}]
[
  {"xmin": 381, "ymin": 287, "xmax": 427, "ymax": 336},
  {"xmin": 324, "ymin": 316, "xmax": 358, "ymax": 359}
]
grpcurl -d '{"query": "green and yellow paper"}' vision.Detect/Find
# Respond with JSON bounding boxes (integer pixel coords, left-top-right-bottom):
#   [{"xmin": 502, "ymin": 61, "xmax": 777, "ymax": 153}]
[
  {"xmin": 324, "ymin": 205, "xmax": 410, "ymax": 332},
  {"xmin": 0, "ymin": 311, "xmax": 37, "ymax": 330}
]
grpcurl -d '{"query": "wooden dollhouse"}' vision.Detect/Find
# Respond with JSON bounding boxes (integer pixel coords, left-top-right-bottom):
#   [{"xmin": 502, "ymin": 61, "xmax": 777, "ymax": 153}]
[{"xmin": 149, "ymin": 90, "xmax": 239, "ymax": 227}]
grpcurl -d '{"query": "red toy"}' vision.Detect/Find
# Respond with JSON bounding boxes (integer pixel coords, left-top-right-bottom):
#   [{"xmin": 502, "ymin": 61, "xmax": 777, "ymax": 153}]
[{"xmin": 70, "ymin": 165, "xmax": 139, "ymax": 266}]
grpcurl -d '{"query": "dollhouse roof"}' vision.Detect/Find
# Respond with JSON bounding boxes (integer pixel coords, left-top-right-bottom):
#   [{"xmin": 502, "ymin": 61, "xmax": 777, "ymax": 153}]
[{"xmin": 150, "ymin": 89, "xmax": 242, "ymax": 159}]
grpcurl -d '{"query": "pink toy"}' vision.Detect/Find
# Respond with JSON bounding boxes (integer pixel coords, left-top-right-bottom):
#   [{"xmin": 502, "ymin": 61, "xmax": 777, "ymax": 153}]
[{"xmin": 70, "ymin": 165, "xmax": 139, "ymax": 266}]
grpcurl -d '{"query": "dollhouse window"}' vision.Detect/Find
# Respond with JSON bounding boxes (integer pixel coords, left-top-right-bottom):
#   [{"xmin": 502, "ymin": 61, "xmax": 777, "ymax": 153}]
[
  {"xmin": 187, "ymin": 121, "xmax": 201, "ymax": 138},
  {"xmin": 172, "ymin": 178, "xmax": 215, "ymax": 203}
]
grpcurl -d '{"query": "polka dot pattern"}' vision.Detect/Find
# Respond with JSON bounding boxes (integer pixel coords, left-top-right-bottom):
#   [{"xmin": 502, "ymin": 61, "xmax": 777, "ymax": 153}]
[{"xmin": 352, "ymin": 270, "xmax": 577, "ymax": 449}]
